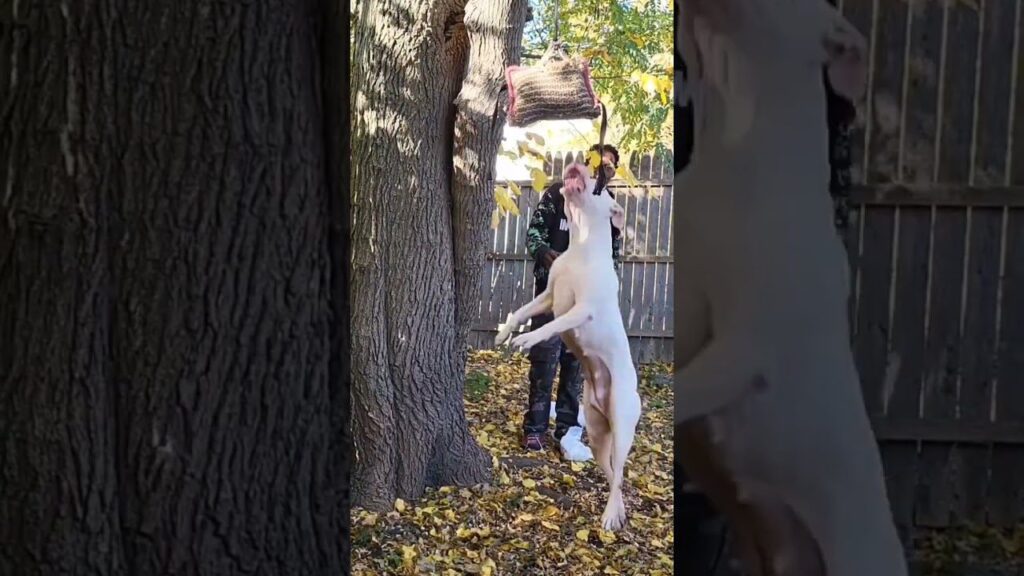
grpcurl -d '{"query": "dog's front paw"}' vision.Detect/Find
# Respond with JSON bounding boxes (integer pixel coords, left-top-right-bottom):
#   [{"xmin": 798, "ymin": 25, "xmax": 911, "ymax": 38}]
[
  {"xmin": 494, "ymin": 313, "xmax": 518, "ymax": 346},
  {"xmin": 510, "ymin": 331, "xmax": 543, "ymax": 351}
]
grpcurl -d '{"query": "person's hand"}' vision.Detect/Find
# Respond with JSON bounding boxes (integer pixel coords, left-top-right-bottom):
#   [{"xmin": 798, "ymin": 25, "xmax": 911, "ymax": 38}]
[{"xmin": 543, "ymin": 250, "xmax": 560, "ymax": 269}]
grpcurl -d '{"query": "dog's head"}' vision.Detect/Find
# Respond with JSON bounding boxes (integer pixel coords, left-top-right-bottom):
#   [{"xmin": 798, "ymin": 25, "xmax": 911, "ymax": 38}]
[
  {"xmin": 680, "ymin": 0, "xmax": 867, "ymax": 101},
  {"xmin": 562, "ymin": 162, "xmax": 625, "ymax": 232}
]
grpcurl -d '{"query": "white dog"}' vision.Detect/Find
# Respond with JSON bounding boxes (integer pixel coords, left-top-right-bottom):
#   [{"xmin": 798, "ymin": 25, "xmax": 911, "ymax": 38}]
[
  {"xmin": 495, "ymin": 163, "xmax": 642, "ymax": 531},
  {"xmin": 675, "ymin": 0, "xmax": 908, "ymax": 574}
]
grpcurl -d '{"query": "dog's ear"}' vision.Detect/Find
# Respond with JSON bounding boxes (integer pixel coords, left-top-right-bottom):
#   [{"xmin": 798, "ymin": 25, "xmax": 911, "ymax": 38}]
[
  {"xmin": 610, "ymin": 202, "xmax": 625, "ymax": 230},
  {"xmin": 821, "ymin": 7, "xmax": 868, "ymax": 102},
  {"xmin": 684, "ymin": 0, "xmax": 742, "ymax": 33}
]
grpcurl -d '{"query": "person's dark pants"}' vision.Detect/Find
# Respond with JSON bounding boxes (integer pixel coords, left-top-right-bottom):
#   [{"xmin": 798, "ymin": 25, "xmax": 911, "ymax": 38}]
[
  {"xmin": 677, "ymin": 445, "xmax": 736, "ymax": 575},
  {"xmin": 522, "ymin": 287, "xmax": 583, "ymax": 441}
]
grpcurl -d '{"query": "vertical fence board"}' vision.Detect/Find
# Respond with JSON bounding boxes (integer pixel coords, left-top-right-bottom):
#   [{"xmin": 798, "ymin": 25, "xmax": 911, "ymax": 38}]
[
  {"xmin": 973, "ymin": 0, "xmax": 1016, "ymax": 187},
  {"xmin": 645, "ymin": 191, "xmax": 660, "ymax": 343},
  {"xmin": 867, "ymin": 0, "xmax": 910, "ymax": 182},
  {"xmin": 953, "ymin": 208, "xmax": 1002, "ymax": 524},
  {"xmin": 992, "ymin": 0, "xmax": 1024, "ymax": 523},
  {"xmin": 662, "ymin": 185, "xmax": 675, "ymax": 364},
  {"xmin": 916, "ymin": 207, "xmax": 968, "ymax": 527},
  {"xmin": 1012, "ymin": 0, "xmax": 1024, "ymax": 184},
  {"xmin": 903, "ymin": 0, "xmax": 945, "ymax": 184},
  {"xmin": 855, "ymin": 206, "xmax": 897, "ymax": 416},
  {"xmin": 989, "ymin": 208, "xmax": 1024, "ymax": 526},
  {"xmin": 882, "ymin": 207, "xmax": 932, "ymax": 533},
  {"xmin": 938, "ymin": 1, "xmax": 981, "ymax": 183}
]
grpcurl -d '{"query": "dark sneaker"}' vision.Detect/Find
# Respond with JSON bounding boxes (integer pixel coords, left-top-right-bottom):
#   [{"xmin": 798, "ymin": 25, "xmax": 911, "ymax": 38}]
[{"xmin": 523, "ymin": 433, "xmax": 545, "ymax": 451}]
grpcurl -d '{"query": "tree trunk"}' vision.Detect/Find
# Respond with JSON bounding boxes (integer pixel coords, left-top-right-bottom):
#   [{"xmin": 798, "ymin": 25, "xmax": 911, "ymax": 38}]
[
  {"xmin": 0, "ymin": 3, "xmax": 125, "ymax": 573},
  {"xmin": 0, "ymin": 2, "xmax": 349, "ymax": 574},
  {"xmin": 349, "ymin": 0, "xmax": 529, "ymax": 509}
]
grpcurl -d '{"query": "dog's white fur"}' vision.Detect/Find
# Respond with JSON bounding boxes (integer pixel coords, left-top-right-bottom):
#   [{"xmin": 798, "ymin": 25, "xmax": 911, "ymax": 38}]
[
  {"xmin": 675, "ymin": 0, "xmax": 908, "ymax": 574},
  {"xmin": 495, "ymin": 164, "xmax": 641, "ymax": 531}
]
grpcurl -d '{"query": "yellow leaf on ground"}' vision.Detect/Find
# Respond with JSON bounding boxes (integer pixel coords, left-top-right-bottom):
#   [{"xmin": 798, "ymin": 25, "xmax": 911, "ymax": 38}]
[
  {"xmin": 351, "ymin": 350, "xmax": 675, "ymax": 573},
  {"xmin": 394, "ymin": 498, "xmax": 407, "ymax": 513}
]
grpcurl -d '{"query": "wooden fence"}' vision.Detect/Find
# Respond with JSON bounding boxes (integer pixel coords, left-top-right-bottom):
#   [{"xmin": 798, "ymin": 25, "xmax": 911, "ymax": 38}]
[
  {"xmin": 469, "ymin": 151, "xmax": 674, "ymax": 364},
  {"xmin": 846, "ymin": 191, "xmax": 1024, "ymax": 532},
  {"xmin": 840, "ymin": 0, "xmax": 1024, "ymax": 532}
]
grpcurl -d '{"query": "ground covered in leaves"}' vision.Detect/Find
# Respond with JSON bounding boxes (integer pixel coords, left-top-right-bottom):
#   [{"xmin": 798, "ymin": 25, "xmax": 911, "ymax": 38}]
[
  {"xmin": 914, "ymin": 524, "xmax": 1024, "ymax": 575},
  {"xmin": 352, "ymin": 349, "xmax": 674, "ymax": 575}
]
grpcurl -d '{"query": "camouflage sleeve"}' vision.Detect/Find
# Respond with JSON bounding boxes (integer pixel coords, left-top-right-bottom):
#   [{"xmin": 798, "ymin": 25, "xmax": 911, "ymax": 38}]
[
  {"xmin": 611, "ymin": 223, "xmax": 623, "ymax": 273},
  {"xmin": 526, "ymin": 188, "xmax": 557, "ymax": 262}
]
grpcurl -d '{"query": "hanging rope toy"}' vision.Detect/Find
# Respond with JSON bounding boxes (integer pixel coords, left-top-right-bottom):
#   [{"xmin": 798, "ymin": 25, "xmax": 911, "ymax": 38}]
[{"xmin": 504, "ymin": 0, "xmax": 612, "ymax": 191}]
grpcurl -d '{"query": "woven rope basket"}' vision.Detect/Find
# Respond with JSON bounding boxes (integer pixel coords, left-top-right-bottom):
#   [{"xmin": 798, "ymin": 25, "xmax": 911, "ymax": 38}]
[{"xmin": 505, "ymin": 48, "xmax": 601, "ymax": 127}]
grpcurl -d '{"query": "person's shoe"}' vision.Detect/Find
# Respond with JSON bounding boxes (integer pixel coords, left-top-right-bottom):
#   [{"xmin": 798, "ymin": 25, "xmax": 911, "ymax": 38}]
[
  {"xmin": 558, "ymin": 426, "xmax": 593, "ymax": 462},
  {"xmin": 523, "ymin": 433, "xmax": 545, "ymax": 452}
]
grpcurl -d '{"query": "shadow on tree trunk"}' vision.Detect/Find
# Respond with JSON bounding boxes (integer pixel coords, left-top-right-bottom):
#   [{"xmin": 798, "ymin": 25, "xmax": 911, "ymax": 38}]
[{"xmin": 349, "ymin": 0, "xmax": 531, "ymax": 511}]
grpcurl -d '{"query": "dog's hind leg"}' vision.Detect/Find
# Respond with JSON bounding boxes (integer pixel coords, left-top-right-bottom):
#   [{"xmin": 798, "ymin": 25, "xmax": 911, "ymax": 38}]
[
  {"xmin": 602, "ymin": 367, "xmax": 641, "ymax": 532},
  {"xmin": 495, "ymin": 288, "xmax": 554, "ymax": 345},
  {"xmin": 582, "ymin": 356, "xmax": 613, "ymax": 481},
  {"xmin": 675, "ymin": 335, "xmax": 766, "ymax": 424},
  {"xmin": 584, "ymin": 384, "xmax": 613, "ymax": 481}
]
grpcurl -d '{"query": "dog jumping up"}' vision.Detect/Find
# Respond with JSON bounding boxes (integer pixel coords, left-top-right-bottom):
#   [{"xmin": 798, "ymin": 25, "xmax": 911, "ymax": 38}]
[
  {"xmin": 675, "ymin": 0, "xmax": 908, "ymax": 574},
  {"xmin": 495, "ymin": 162, "xmax": 642, "ymax": 531}
]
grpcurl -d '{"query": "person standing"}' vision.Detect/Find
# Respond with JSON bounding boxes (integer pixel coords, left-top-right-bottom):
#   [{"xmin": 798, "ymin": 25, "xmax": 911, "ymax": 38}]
[{"xmin": 521, "ymin": 143, "xmax": 623, "ymax": 460}]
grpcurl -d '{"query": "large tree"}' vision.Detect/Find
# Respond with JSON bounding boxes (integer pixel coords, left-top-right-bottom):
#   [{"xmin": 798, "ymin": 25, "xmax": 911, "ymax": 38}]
[
  {"xmin": 0, "ymin": 2, "xmax": 350, "ymax": 574},
  {"xmin": 350, "ymin": 0, "xmax": 530, "ymax": 509}
]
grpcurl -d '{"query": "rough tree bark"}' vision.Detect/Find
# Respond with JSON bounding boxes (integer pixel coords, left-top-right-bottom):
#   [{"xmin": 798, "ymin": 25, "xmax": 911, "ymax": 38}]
[
  {"xmin": 350, "ymin": 0, "xmax": 529, "ymax": 509},
  {"xmin": 0, "ymin": 2, "xmax": 350, "ymax": 574}
]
